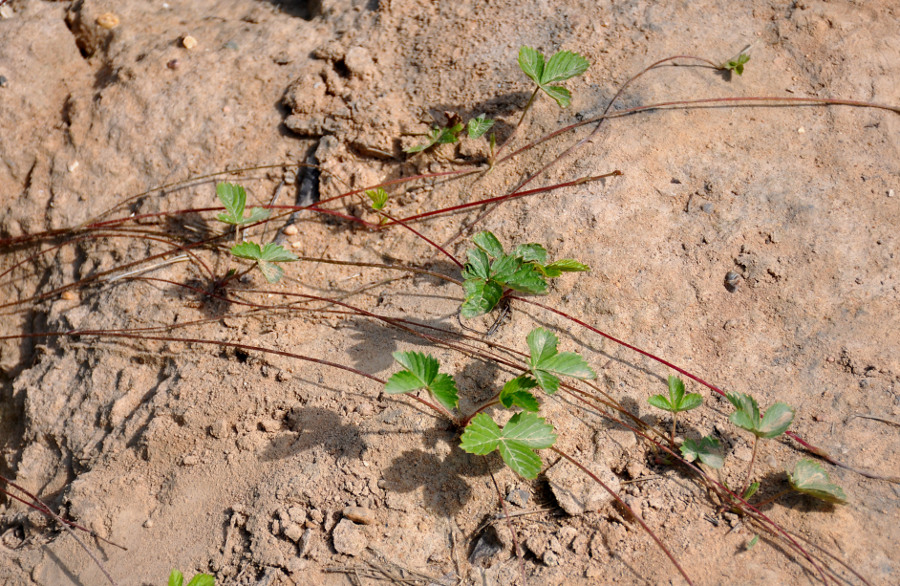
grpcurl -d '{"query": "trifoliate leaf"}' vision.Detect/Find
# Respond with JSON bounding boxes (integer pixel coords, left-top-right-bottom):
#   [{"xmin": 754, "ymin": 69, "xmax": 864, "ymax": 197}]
[
  {"xmin": 652, "ymin": 375, "xmax": 703, "ymax": 413},
  {"xmin": 467, "ymin": 114, "xmax": 495, "ymax": 139},
  {"xmin": 460, "ymin": 412, "xmax": 557, "ymax": 479},
  {"xmin": 725, "ymin": 54, "xmax": 750, "ymax": 76},
  {"xmin": 680, "ymin": 436, "xmax": 724, "ymax": 469},
  {"xmin": 542, "ymin": 50, "xmax": 590, "ymax": 85},
  {"xmin": 366, "ymin": 187, "xmax": 389, "ymax": 210},
  {"xmin": 500, "ymin": 376, "xmax": 540, "ymax": 411},
  {"xmin": 787, "ymin": 459, "xmax": 847, "ymax": 504},
  {"xmin": 473, "ymin": 231, "xmax": 505, "ymax": 258},
  {"xmin": 526, "ymin": 327, "xmax": 596, "ymax": 393},
  {"xmin": 384, "ymin": 351, "xmax": 459, "ymax": 410},
  {"xmin": 518, "ymin": 46, "xmax": 544, "ymax": 85},
  {"xmin": 404, "ymin": 123, "xmax": 464, "ymax": 154}
]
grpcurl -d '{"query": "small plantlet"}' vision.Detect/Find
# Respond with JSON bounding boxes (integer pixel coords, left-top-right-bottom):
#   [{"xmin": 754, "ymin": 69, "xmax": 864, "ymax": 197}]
[
  {"xmin": 723, "ymin": 53, "xmax": 750, "ymax": 76},
  {"xmin": 230, "ymin": 241, "xmax": 298, "ymax": 283},
  {"xmin": 467, "ymin": 114, "xmax": 495, "ymax": 139},
  {"xmin": 648, "ymin": 375, "xmax": 703, "ymax": 445},
  {"xmin": 745, "ymin": 535, "xmax": 759, "ymax": 550},
  {"xmin": 680, "ymin": 436, "xmax": 724, "ymax": 469},
  {"xmin": 404, "ymin": 121, "xmax": 465, "ymax": 154},
  {"xmin": 384, "ymin": 351, "xmax": 459, "ymax": 412},
  {"xmin": 727, "ymin": 392, "xmax": 795, "ymax": 499},
  {"xmin": 787, "ymin": 459, "xmax": 847, "ymax": 504},
  {"xmin": 365, "ymin": 187, "xmax": 389, "ymax": 211},
  {"xmin": 460, "ymin": 231, "xmax": 588, "ymax": 318},
  {"xmin": 169, "ymin": 569, "xmax": 215, "ymax": 586},
  {"xmin": 524, "ymin": 327, "xmax": 596, "ymax": 393},
  {"xmin": 216, "ymin": 182, "xmax": 270, "ymax": 226},
  {"xmin": 518, "ymin": 46, "xmax": 590, "ymax": 108},
  {"xmin": 743, "ymin": 481, "xmax": 760, "ymax": 501},
  {"xmin": 460, "ymin": 412, "xmax": 557, "ymax": 479}
]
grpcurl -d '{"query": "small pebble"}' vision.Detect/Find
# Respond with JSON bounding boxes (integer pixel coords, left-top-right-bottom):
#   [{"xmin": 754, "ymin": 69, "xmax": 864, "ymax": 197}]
[
  {"xmin": 182, "ymin": 35, "xmax": 198, "ymax": 49},
  {"xmin": 291, "ymin": 240, "xmax": 303, "ymax": 250},
  {"xmin": 0, "ymin": 5, "xmax": 13, "ymax": 19},
  {"xmin": 797, "ymin": 127, "xmax": 805, "ymax": 134},
  {"xmin": 282, "ymin": 521, "xmax": 304, "ymax": 542},
  {"xmin": 332, "ymin": 519, "xmax": 367, "ymax": 556},
  {"xmin": 167, "ymin": 59, "xmax": 179, "ymax": 69},
  {"xmin": 61, "ymin": 290, "xmax": 79, "ymax": 301},
  {"xmin": 181, "ymin": 454, "xmax": 199, "ymax": 466},
  {"xmin": 283, "ymin": 224, "xmax": 299, "ymax": 236},
  {"xmin": 96, "ymin": 13, "xmax": 119, "ymax": 29},
  {"xmin": 342, "ymin": 506, "xmax": 375, "ymax": 525},
  {"xmin": 888, "ymin": 189, "xmax": 895, "ymax": 198},
  {"xmin": 143, "ymin": 519, "xmax": 153, "ymax": 528},
  {"xmin": 67, "ymin": 161, "xmax": 79, "ymax": 173},
  {"xmin": 0, "ymin": 75, "xmax": 8, "ymax": 88},
  {"xmin": 724, "ymin": 271, "xmax": 741, "ymax": 292}
]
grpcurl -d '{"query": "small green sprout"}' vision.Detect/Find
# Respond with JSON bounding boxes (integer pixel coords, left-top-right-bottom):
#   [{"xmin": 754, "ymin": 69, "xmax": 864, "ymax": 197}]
[
  {"xmin": 787, "ymin": 459, "xmax": 847, "ymax": 504},
  {"xmin": 648, "ymin": 375, "xmax": 703, "ymax": 445},
  {"xmin": 384, "ymin": 351, "xmax": 459, "ymax": 412},
  {"xmin": 365, "ymin": 187, "xmax": 389, "ymax": 211},
  {"xmin": 745, "ymin": 535, "xmax": 759, "ymax": 550},
  {"xmin": 169, "ymin": 569, "xmax": 215, "ymax": 586},
  {"xmin": 230, "ymin": 241, "xmax": 298, "ymax": 283},
  {"xmin": 216, "ymin": 182, "xmax": 270, "ymax": 226},
  {"xmin": 467, "ymin": 114, "xmax": 495, "ymax": 139},
  {"xmin": 460, "ymin": 412, "xmax": 557, "ymax": 479},
  {"xmin": 680, "ymin": 436, "xmax": 724, "ymax": 469},
  {"xmin": 723, "ymin": 53, "xmax": 750, "ymax": 76},
  {"xmin": 743, "ymin": 481, "xmax": 760, "ymax": 501},
  {"xmin": 404, "ymin": 121, "xmax": 465, "ymax": 154},
  {"xmin": 460, "ymin": 231, "xmax": 589, "ymax": 318},
  {"xmin": 518, "ymin": 46, "xmax": 590, "ymax": 108}
]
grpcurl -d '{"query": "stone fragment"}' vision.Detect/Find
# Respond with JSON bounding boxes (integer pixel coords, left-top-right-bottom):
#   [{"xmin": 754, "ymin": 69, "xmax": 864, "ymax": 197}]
[
  {"xmin": 546, "ymin": 460, "xmax": 620, "ymax": 516},
  {"xmin": 332, "ymin": 519, "xmax": 366, "ymax": 556},
  {"xmin": 342, "ymin": 506, "xmax": 375, "ymax": 525}
]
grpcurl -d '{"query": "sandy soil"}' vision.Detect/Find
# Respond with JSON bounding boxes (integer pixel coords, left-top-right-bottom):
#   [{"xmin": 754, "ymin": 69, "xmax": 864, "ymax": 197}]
[{"xmin": 1, "ymin": 0, "xmax": 898, "ymax": 584}]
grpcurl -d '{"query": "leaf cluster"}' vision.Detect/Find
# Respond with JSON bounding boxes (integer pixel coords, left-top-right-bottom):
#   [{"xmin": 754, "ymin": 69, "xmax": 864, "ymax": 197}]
[
  {"xmin": 723, "ymin": 53, "xmax": 750, "ymax": 76},
  {"xmin": 727, "ymin": 393, "xmax": 794, "ymax": 439},
  {"xmin": 230, "ymin": 241, "xmax": 298, "ymax": 283},
  {"xmin": 518, "ymin": 46, "xmax": 590, "ymax": 107},
  {"xmin": 460, "ymin": 231, "xmax": 588, "ymax": 318},
  {"xmin": 404, "ymin": 113, "xmax": 495, "ymax": 154},
  {"xmin": 216, "ymin": 182, "xmax": 270, "ymax": 225},
  {"xmin": 680, "ymin": 436, "xmax": 723, "ymax": 469},
  {"xmin": 365, "ymin": 187, "xmax": 389, "ymax": 211}
]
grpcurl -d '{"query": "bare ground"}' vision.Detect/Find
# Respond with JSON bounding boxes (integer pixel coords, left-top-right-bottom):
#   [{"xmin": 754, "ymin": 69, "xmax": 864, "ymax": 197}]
[{"xmin": 0, "ymin": 1, "xmax": 898, "ymax": 585}]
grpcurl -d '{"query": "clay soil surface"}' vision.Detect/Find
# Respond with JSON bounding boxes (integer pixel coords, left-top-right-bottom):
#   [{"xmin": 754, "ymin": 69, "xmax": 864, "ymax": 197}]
[{"xmin": 1, "ymin": 1, "xmax": 898, "ymax": 584}]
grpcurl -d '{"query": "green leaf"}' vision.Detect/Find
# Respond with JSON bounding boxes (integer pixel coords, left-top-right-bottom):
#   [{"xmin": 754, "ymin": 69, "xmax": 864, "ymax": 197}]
[
  {"xmin": 186, "ymin": 575, "xmax": 215, "ymax": 586},
  {"xmin": 648, "ymin": 394, "xmax": 674, "ymax": 412},
  {"xmin": 217, "ymin": 182, "xmax": 247, "ymax": 223},
  {"xmin": 366, "ymin": 187, "xmax": 389, "ymax": 210},
  {"xmin": 757, "ymin": 402, "xmax": 794, "ymax": 439},
  {"xmin": 169, "ymin": 570, "xmax": 185, "ymax": 586},
  {"xmin": 230, "ymin": 241, "xmax": 263, "ymax": 260},
  {"xmin": 727, "ymin": 393, "xmax": 760, "ymax": 433},
  {"xmin": 538, "ymin": 258, "xmax": 590, "ymax": 278},
  {"xmin": 460, "ymin": 413, "xmax": 557, "ymax": 479},
  {"xmin": 743, "ymin": 482, "xmax": 760, "ymax": 501},
  {"xmin": 518, "ymin": 46, "xmax": 544, "ymax": 85},
  {"xmin": 725, "ymin": 53, "xmax": 750, "ymax": 76},
  {"xmin": 257, "ymin": 260, "xmax": 285, "ymax": 283},
  {"xmin": 541, "ymin": 85, "xmax": 572, "ymax": 108},
  {"xmin": 462, "ymin": 248, "xmax": 492, "ymax": 281},
  {"xmin": 473, "ymin": 231, "xmax": 505, "ymax": 258},
  {"xmin": 668, "ymin": 375, "xmax": 686, "ymax": 404},
  {"xmin": 500, "ymin": 376, "xmax": 540, "ymax": 411},
  {"xmin": 787, "ymin": 459, "xmax": 847, "ymax": 504},
  {"xmin": 436, "ymin": 122, "xmax": 464, "ymax": 144},
  {"xmin": 679, "ymin": 393, "xmax": 704, "ymax": 411},
  {"xmin": 540, "ymin": 352, "xmax": 596, "ymax": 380},
  {"xmin": 527, "ymin": 327, "xmax": 559, "ymax": 365},
  {"xmin": 489, "ymin": 254, "xmax": 522, "ymax": 284},
  {"xmin": 258, "ymin": 243, "xmax": 298, "ymax": 262},
  {"xmin": 384, "ymin": 351, "xmax": 459, "ymax": 410},
  {"xmin": 512, "ymin": 243, "xmax": 547, "ymax": 264},
  {"xmin": 503, "ymin": 264, "xmax": 547, "ymax": 294},
  {"xmin": 680, "ymin": 436, "xmax": 724, "ymax": 469},
  {"xmin": 746, "ymin": 535, "xmax": 759, "ymax": 550},
  {"xmin": 460, "ymin": 278, "xmax": 503, "ymax": 318},
  {"xmin": 467, "ymin": 114, "xmax": 495, "ymax": 140},
  {"xmin": 541, "ymin": 50, "xmax": 590, "ymax": 85},
  {"xmin": 531, "ymin": 369, "xmax": 561, "ymax": 394}
]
